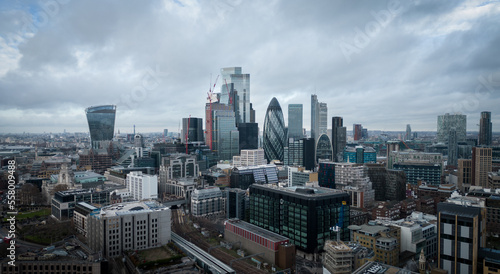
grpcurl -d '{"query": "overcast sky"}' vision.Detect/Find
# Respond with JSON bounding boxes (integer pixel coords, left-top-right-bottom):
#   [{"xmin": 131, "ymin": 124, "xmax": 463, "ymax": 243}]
[{"xmin": 1, "ymin": 0, "xmax": 499, "ymax": 134}]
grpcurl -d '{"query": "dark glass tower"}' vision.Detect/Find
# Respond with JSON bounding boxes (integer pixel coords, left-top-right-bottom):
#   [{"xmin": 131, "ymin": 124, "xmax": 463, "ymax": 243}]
[
  {"xmin": 479, "ymin": 111, "xmax": 492, "ymax": 146},
  {"xmin": 332, "ymin": 117, "xmax": 346, "ymax": 162},
  {"xmin": 85, "ymin": 105, "xmax": 116, "ymax": 149},
  {"xmin": 182, "ymin": 117, "xmax": 203, "ymax": 143},
  {"xmin": 288, "ymin": 104, "xmax": 303, "ymax": 140},
  {"xmin": 263, "ymin": 97, "xmax": 287, "ymax": 162},
  {"xmin": 237, "ymin": 122, "xmax": 259, "ymax": 149}
]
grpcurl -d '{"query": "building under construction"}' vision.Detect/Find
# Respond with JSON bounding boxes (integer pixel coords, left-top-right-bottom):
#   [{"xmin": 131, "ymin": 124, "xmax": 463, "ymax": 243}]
[{"xmin": 323, "ymin": 241, "xmax": 354, "ymax": 274}]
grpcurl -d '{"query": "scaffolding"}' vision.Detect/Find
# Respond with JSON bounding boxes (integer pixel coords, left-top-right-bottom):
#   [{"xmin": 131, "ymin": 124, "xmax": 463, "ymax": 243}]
[{"xmin": 322, "ymin": 241, "xmax": 354, "ymax": 274}]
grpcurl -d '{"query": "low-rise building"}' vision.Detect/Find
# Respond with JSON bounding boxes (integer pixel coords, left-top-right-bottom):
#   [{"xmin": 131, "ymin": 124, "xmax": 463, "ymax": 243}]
[{"xmin": 224, "ymin": 219, "xmax": 295, "ymax": 270}]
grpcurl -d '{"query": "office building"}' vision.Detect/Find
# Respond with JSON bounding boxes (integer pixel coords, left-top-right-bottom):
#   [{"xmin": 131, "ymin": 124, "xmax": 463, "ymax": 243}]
[
  {"xmin": 405, "ymin": 124, "xmax": 412, "ymax": 140},
  {"xmin": 159, "ymin": 154, "xmax": 199, "ymax": 181},
  {"xmin": 472, "ymin": 147, "xmax": 492, "ymax": 188},
  {"xmin": 437, "ymin": 202, "xmax": 486, "ymax": 274},
  {"xmin": 205, "ymin": 102, "xmax": 232, "ymax": 150},
  {"xmin": 343, "ymin": 146, "xmax": 376, "ymax": 164},
  {"xmin": 332, "ymin": 116, "xmax": 347, "ymax": 162},
  {"xmin": 335, "ymin": 163, "xmax": 375, "ymax": 208},
  {"xmin": 437, "ymin": 113, "xmax": 467, "ymax": 143},
  {"xmin": 366, "ymin": 164, "xmax": 406, "ymax": 202},
  {"xmin": 224, "ymin": 219, "xmax": 295, "ymax": 270},
  {"xmin": 249, "ymin": 184, "xmax": 350, "ymax": 257},
  {"xmin": 191, "ymin": 187, "xmax": 225, "ymax": 217},
  {"xmin": 51, "ymin": 189, "xmax": 111, "ymax": 220},
  {"xmin": 287, "ymin": 166, "xmax": 318, "ymax": 187},
  {"xmin": 233, "ymin": 148, "xmax": 266, "ymax": 167},
  {"xmin": 230, "ymin": 164, "xmax": 279, "ymax": 189},
  {"xmin": 318, "ymin": 161, "xmax": 335, "ymax": 189},
  {"xmin": 322, "ymin": 241, "xmax": 355, "ymax": 274},
  {"xmin": 88, "ymin": 201, "xmax": 171, "ymax": 258},
  {"xmin": 214, "ymin": 109, "xmax": 239, "ymax": 160},
  {"xmin": 479, "ymin": 111, "xmax": 492, "ymax": 146},
  {"xmin": 181, "ymin": 117, "xmax": 203, "ymax": 143},
  {"xmin": 311, "ymin": 94, "xmax": 319, "ymax": 142},
  {"xmin": 316, "ymin": 133, "xmax": 333, "ymax": 163},
  {"xmin": 319, "ymin": 102, "xmax": 328, "ymax": 136},
  {"xmin": 284, "ymin": 137, "xmax": 315, "ymax": 170},
  {"xmin": 458, "ymin": 159, "xmax": 473, "ymax": 192},
  {"xmin": 237, "ymin": 122, "xmax": 258, "ymax": 149},
  {"xmin": 353, "ymin": 124, "xmax": 363, "ymax": 141},
  {"xmin": 74, "ymin": 202, "xmax": 99, "ymax": 237},
  {"xmin": 225, "ymin": 188, "xmax": 247, "ymax": 220},
  {"xmin": 288, "ymin": 104, "xmax": 303, "ymax": 140},
  {"xmin": 126, "ymin": 171, "xmax": 158, "ymax": 201},
  {"xmin": 349, "ymin": 222, "xmax": 401, "ymax": 266},
  {"xmin": 448, "ymin": 127, "xmax": 458, "ymax": 166},
  {"xmin": 263, "ymin": 97, "xmax": 287, "ymax": 162},
  {"xmin": 85, "ymin": 105, "xmax": 116, "ymax": 149},
  {"xmin": 388, "ymin": 151, "xmax": 443, "ymax": 185},
  {"xmin": 220, "ymin": 67, "xmax": 251, "ymax": 124}
]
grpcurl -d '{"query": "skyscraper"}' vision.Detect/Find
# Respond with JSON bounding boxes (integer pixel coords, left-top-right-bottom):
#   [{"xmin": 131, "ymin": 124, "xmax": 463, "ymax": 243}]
[
  {"xmin": 220, "ymin": 67, "xmax": 251, "ymax": 124},
  {"xmin": 405, "ymin": 124, "xmax": 412, "ymax": 140},
  {"xmin": 214, "ymin": 110, "xmax": 239, "ymax": 161},
  {"xmin": 472, "ymin": 147, "xmax": 492, "ymax": 188},
  {"xmin": 311, "ymin": 94, "xmax": 319, "ymax": 142},
  {"xmin": 237, "ymin": 123, "xmax": 259, "ymax": 149},
  {"xmin": 332, "ymin": 117, "xmax": 346, "ymax": 162},
  {"xmin": 479, "ymin": 111, "xmax": 492, "ymax": 146},
  {"xmin": 437, "ymin": 113, "xmax": 466, "ymax": 143},
  {"xmin": 205, "ymin": 102, "xmax": 232, "ymax": 150},
  {"xmin": 181, "ymin": 117, "xmax": 203, "ymax": 143},
  {"xmin": 85, "ymin": 105, "xmax": 116, "ymax": 149},
  {"xmin": 448, "ymin": 127, "xmax": 458, "ymax": 167},
  {"xmin": 353, "ymin": 124, "xmax": 363, "ymax": 141},
  {"xmin": 288, "ymin": 104, "xmax": 303, "ymax": 140},
  {"xmin": 319, "ymin": 102, "xmax": 328, "ymax": 136},
  {"xmin": 263, "ymin": 97, "xmax": 287, "ymax": 162}
]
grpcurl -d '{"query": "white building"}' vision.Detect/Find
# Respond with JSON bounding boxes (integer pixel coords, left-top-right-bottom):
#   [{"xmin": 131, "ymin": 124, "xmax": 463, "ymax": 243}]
[
  {"xmin": 88, "ymin": 201, "xmax": 171, "ymax": 258},
  {"xmin": 126, "ymin": 171, "xmax": 158, "ymax": 201},
  {"xmin": 191, "ymin": 187, "xmax": 225, "ymax": 217},
  {"xmin": 233, "ymin": 148, "xmax": 266, "ymax": 167}
]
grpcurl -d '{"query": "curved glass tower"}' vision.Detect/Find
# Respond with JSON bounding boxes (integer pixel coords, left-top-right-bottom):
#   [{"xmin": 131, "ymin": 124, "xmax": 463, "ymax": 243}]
[
  {"xmin": 263, "ymin": 97, "xmax": 286, "ymax": 162},
  {"xmin": 86, "ymin": 105, "xmax": 116, "ymax": 148},
  {"xmin": 316, "ymin": 133, "xmax": 333, "ymax": 163}
]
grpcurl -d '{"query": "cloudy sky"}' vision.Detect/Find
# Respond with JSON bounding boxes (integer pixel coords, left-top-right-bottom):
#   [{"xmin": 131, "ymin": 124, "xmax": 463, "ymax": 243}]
[{"xmin": 1, "ymin": 0, "xmax": 499, "ymax": 134}]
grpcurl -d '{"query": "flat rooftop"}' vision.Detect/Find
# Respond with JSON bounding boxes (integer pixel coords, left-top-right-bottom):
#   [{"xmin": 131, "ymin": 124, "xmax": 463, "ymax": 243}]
[
  {"xmin": 252, "ymin": 184, "xmax": 346, "ymax": 198},
  {"xmin": 95, "ymin": 201, "xmax": 168, "ymax": 218},
  {"xmin": 226, "ymin": 219, "xmax": 289, "ymax": 243}
]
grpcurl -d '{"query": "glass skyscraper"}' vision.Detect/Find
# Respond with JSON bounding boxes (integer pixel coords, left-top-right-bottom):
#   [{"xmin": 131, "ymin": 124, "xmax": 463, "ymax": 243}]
[
  {"xmin": 437, "ymin": 113, "xmax": 466, "ymax": 143},
  {"xmin": 479, "ymin": 111, "xmax": 492, "ymax": 146},
  {"xmin": 220, "ymin": 67, "xmax": 251, "ymax": 124},
  {"xmin": 311, "ymin": 94, "xmax": 318, "ymax": 142},
  {"xmin": 263, "ymin": 97, "xmax": 287, "ymax": 162},
  {"xmin": 288, "ymin": 104, "xmax": 303, "ymax": 140},
  {"xmin": 214, "ymin": 110, "xmax": 239, "ymax": 161},
  {"xmin": 332, "ymin": 117, "xmax": 346, "ymax": 162},
  {"xmin": 85, "ymin": 105, "xmax": 116, "ymax": 149}
]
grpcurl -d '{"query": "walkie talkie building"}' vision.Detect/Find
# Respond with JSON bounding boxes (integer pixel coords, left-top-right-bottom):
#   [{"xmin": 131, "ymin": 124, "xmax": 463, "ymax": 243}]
[{"xmin": 85, "ymin": 105, "xmax": 116, "ymax": 148}]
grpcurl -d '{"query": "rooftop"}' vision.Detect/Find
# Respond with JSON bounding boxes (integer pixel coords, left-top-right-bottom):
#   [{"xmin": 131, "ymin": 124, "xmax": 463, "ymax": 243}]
[
  {"xmin": 95, "ymin": 201, "xmax": 168, "ymax": 218},
  {"xmin": 253, "ymin": 184, "xmax": 346, "ymax": 198},
  {"xmin": 225, "ymin": 219, "xmax": 289, "ymax": 243}
]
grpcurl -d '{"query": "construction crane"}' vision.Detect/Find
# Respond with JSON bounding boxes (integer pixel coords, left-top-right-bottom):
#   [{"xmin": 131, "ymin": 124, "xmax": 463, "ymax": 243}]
[
  {"xmin": 206, "ymin": 75, "xmax": 219, "ymax": 150},
  {"xmin": 331, "ymin": 201, "xmax": 347, "ymax": 242}
]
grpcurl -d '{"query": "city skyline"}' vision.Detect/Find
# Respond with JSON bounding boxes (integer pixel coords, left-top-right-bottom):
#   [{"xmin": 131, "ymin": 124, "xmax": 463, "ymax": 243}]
[{"xmin": 1, "ymin": 1, "xmax": 499, "ymax": 133}]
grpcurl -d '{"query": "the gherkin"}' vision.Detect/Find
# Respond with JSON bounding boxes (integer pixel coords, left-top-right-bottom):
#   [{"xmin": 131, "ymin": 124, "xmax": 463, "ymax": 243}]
[{"xmin": 263, "ymin": 97, "xmax": 287, "ymax": 162}]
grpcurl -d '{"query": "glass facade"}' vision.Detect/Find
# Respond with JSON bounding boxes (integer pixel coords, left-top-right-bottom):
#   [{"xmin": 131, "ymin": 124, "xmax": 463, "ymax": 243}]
[
  {"xmin": 237, "ymin": 122, "xmax": 259, "ymax": 149},
  {"xmin": 288, "ymin": 104, "xmax": 303, "ymax": 140},
  {"xmin": 263, "ymin": 97, "xmax": 287, "ymax": 162},
  {"xmin": 318, "ymin": 162, "xmax": 335, "ymax": 189},
  {"xmin": 332, "ymin": 117, "xmax": 346, "ymax": 162},
  {"xmin": 85, "ymin": 105, "xmax": 116, "ymax": 148},
  {"xmin": 182, "ymin": 117, "xmax": 203, "ymax": 143},
  {"xmin": 220, "ymin": 67, "xmax": 251, "ymax": 124},
  {"xmin": 479, "ymin": 111, "xmax": 492, "ymax": 146},
  {"xmin": 214, "ymin": 110, "xmax": 239, "ymax": 161},
  {"xmin": 437, "ymin": 113, "xmax": 466, "ymax": 143},
  {"xmin": 249, "ymin": 184, "xmax": 350, "ymax": 253},
  {"xmin": 316, "ymin": 134, "xmax": 333, "ymax": 163},
  {"xmin": 311, "ymin": 94, "xmax": 318, "ymax": 142}
]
